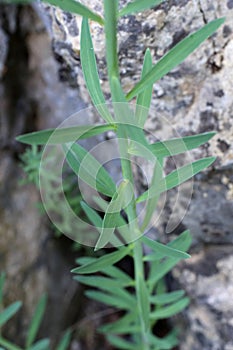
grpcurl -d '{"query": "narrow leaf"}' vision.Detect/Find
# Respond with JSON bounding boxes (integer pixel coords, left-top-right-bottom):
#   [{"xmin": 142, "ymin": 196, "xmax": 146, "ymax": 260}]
[
  {"xmin": 127, "ymin": 18, "xmax": 225, "ymax": 100},
  {"xmin": 71, "ymin": 246, "xmax": 131, "ymax": 274},
  {"xmin": 150, "ymin": 132, "xmax": 216, "ymax": 158},
  {"xmin": 75, "ymin": 275, "xmax": 130, "ymax": 289},
  {"xmin": 119, "ymin": 0, "xmax": 163, "ymax": 17},
  {"xmin": 65, "ymin": 143, "xmax": 116, "ymax": 197},
  {"xmin": 16, "ymin": 124, "xmax": 115, "ymax": 145},
  {"xmin": 28, "ymin": 338, "xmax": 50, "ymax": 350},
  {"xmin": 142, "ymin": 236, "xmax": 190, "ymax": 259},
  {"xmin": 106, "ymin": 334, "xmax": 136, "ymax": 350},
  {"xmin": 100, "ymin": 312, "xmax": 139, "ymax": 334},
  {"xmin": 150, "ymin": 297, "xmax": 190, "ymax": 319},
  {"xmin": 137, "ymin": 157, "xmax": 216, "ymax": 203},
  {"xmin": 95, "ymin": 180, "xmax": 134, "ymax": 250},
  {"xmin": 85, "ymin": 290, "xmax": 134, "ymax": 310},
  {"xmin": 0, "ymin": 301, "xmax": 22, "ymax": 327},
  {"xmin": 0, "ymin": 273, "xmax": 5, "ymax": 306},
  {"xmin": 26, "ymin": 295, "xmax": 47, "ymax": 348},
  {"xmin": 43, "ymin": 0, "xmax": 104, "ymax": 25},
  {"xmin": 0, "ymin": 337, "xmax": 23, "ymax": 350},
  {"xmin": 56, "ymin": 330, "xmax": 72, "ymax": 350},
  {"xmin": 148, "ymin": 331, "xmax": 178, "ymax": 349},
  {"xmin": 150, "ymin": 290, "xmax": 185, "ymax": 305},
  {"xmin": 168, "ymin": 230, "xmax": 192, "ymax": 252},
  {"xmin": 81, "ymin": 18, "xmax": 114, "ymax": 123},
  {"xmin": 136, "ymin": 48, "xmax": 153, "ymax": 127}
]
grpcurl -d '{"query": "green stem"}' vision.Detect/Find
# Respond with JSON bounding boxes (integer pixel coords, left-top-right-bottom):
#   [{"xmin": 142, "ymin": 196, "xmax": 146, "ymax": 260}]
[
  {"xmin": 103, "ymin": 2, "xmax": 151, "ymax": 348},
  {"xmin": 133, "ymin": 242, "xmax": 150, "ymax": 350},
  {"xmin": 104, "ymin": 0, "xmax": 119, "ymax": 82}
]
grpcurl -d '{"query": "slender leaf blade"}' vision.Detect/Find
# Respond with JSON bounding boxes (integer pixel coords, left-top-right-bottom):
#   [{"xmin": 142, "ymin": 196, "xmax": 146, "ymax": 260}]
[
  {"xmin": 0, "ymin": 301, "xmax": 22, "ymax": 327},
  {"xmin": 28, "ymin": 338, "xmax": 50, "ymax": 350},
  {"xmin": 85, "ymin": 290, "xmax": 134, "ymax": 310},
  {"xmin": 43, "ymin": 0, "xmax": 104, "ymax": 25},
  {"xmin": 81, "ymin": 18, "xmax": 114, "ymax": 123},
  {"xmin": 26, "ymin": 295, "xmax": 47, "ymax": 348},
  {"xmin": 119, "ymin": 0, "xmax": 163, "ymax": 17},
  {"xmin": 0, "ymin": 337, "xmax": 23, "ymax": 350},
  {"xmin": 71, "ymin": 246, "xmax": 131, "ymax": 274},
  {"xmin": 150, "ymin": 132, "xmax": 216, "ymax": 158},
  {"xmin": 56, "ymin": 330, "xmax": 72, "ymax": 350},
  {"xmin": 137, "ymin": 157, "xmax": 216, "ymax": 203},
  {"xmin": 168, "ymin": 230, "xmax": 192, "ymax": 252},
  {"xmin": 106, "ymin": 334, "xmax": 137, "ymax": 349},
  {"xmin": 16, "ymin": 124, "xmax": 115, "ymax": 145},
  {"xmin": 150, "ymin": 290, "xmax": 185, "ymax": 305},
  {"xmin": 65, "ymin": 143, "xmax": 116, "ymax": 197},
  {"xmin": 150, "ymin": 297, "xmax": 190, "ymax": 319},
  {"xmin": 0, "ymin": 273, "xmax": 5, "ymax": 306},
  {"xmin": 127, "ymin": 18, "xmax": 225, "ymax": 100},
  {"xmin": 95, "ymin": 180, "xmax": 134, "ymax": 250},
  {"xmin": 136, "ymin": 48, "xmax": 153, "ymax": 127},
  {"xmin": 142, "ymin": 236, "xmax": 190, "ymax": 259}
]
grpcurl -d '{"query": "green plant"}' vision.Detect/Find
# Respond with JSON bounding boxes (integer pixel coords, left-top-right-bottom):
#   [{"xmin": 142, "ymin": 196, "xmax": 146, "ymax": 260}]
[
  {"xmin": 0, "ymin": 273, "xmax": 72, "ymax": 350},
  {"xmin": 16, "ymin": 1, "xmax": 224, "ymax": 349}
]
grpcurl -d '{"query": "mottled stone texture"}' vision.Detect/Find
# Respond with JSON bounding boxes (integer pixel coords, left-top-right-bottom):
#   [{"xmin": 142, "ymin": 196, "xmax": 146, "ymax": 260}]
[{"xmin": 43, "ymin": 1, "xmax": 233, "ymax": 349}]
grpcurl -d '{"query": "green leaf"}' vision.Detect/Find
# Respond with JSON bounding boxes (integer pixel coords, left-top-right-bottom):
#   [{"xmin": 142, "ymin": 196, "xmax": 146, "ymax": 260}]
[
  {"xmin": 56, "ymin": 330, "xmax": 72, "ymax": 350},
  {"xmin": 100, "ymin": 312, "xmax": 139, "ymax": 334},
  {"xmin": 85, "ymin": 290, "xmax": 134, "ymax": 310},
  {"xmin": 81, "ymin": 201, "xmax": 103, "ymax": 229},
  {"xmin": 137, "ymin": 157, "xmax": 216, "ymax": 203},
  {"xmin": 0, "ymin": 301, "xmax": 22, "ymax": 327},
  {"xmin": 168, "ymin": 230, "xmax": 192, "ymax": 252},
  {"xmin": 0, "ymin": 273, "xmax": 5, "ymax": 306},
  {"xmin": 119, "ymin": 0, "xmax": 163, "ymax": 17},
  {"xmin": 148, "ymin": 331, "xmax": 178, "ymax": 349},
  {"xmin": 150, "ymin": 297, "xmax": 190, "ymax": 320},
  {"xmin": 140, "ymin": 157, "xmax": 163, "ymax": 232},
  {"xmin": 75, "ymin": 275, "xmax": 130, "ymax": 290},
  {"xmin": 136, "ymin": 48, "xmax": 153, "ymax": 127},
  {"xmin": 142, "ymin": 236, "xmax": 190, "ymax": 260},
  {"xmin": 126, "ymin": 18, "xmax": 225, "ymax": 100},
  {"xmin": 26, "ymin": 295, "xmax": 47, "ymax": 349},
  {"xmin": 0, "ymin": 337, "xmax": 23, "ymax": 350},
  {"xmin": 28, "ymin": 338, "xmax": 50, "ymax": 350},
  {"xmin": 81, "ymin": 18, "xmax": 114, "ymax": 124},
  {"xmin": 65, "ymin": 143, "xmax": 116, "ymax": 197},
  {"xmin": 106, "ymin": 334, "xmax": 137, "ymax": 350},
  {"xmin": 99, "ymin": 265, "xmax": 133, "ymax": 285},
  {"xmin": 71, "ymin": 246, "xmax": 131, "ymax": 274},
  {"xmin": 43, "ymin": 0, "xmax": 104, "ymax": 25},
  {"xmin": 95, "ymin": 180, "xmax": 134, "ymax": 250},
  {"xmin": 150, "ymin": 290, "xmax": 185, "ymax": 305},
  {"xmin": 150, "ymin": 132, "xmax": 216, "ymax": 158},
  {"xmin": 16, "ymin": 124, "xmax": 115, "ymax": 145}
]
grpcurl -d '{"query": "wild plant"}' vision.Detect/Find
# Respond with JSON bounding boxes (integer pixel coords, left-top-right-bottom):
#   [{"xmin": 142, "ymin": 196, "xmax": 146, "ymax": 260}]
[{"xmin": 16, "ymin": 0, "xmax": 224, "ymax": 348}]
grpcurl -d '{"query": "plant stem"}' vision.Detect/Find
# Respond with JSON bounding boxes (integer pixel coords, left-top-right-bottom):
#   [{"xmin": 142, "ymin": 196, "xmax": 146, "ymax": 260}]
[
  {"xmin": 133, "ymin": 241, "xmax": 150, "ymax": 349},
  {"xmin": 103, "ymin": 2, "xmax": 151, "ymax": 348}
]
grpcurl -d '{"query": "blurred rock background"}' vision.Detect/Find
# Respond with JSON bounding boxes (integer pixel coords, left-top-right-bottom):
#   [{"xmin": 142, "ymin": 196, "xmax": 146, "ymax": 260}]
[{"xmin": 0, "ymin": 1, "xmax": 232, "ymax": 349}]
